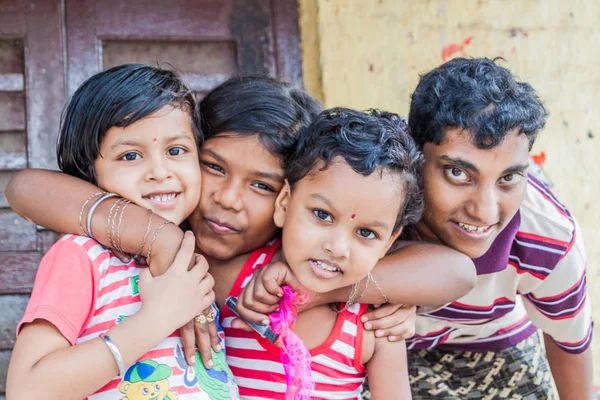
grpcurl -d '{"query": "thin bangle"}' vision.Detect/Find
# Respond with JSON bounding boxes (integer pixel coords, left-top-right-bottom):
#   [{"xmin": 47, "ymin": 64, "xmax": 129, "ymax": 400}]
[
  {"xmin": 146, "ymin": 220, "xmax": 174, "ymax": 265},
  {"xmin": 86, "ymin": 193, "xmax": 119, "ymax": 238},
  {"xmin": 99, "ymin": 333, "xmax": 126, "ymax": 376},
  {"xmin": 79, "ymin": 192, "xmax": 106, "ymax": 235}
]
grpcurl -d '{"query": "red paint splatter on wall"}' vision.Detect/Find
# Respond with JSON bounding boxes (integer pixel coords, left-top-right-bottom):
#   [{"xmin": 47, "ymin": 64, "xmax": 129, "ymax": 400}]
[
  {"xmin": 531, "ymin": 151, "xmax": 546, "ymax": 166},
  {"xmin": 441, "ymin": 36, "xmax": 473, "ymax": 61}
]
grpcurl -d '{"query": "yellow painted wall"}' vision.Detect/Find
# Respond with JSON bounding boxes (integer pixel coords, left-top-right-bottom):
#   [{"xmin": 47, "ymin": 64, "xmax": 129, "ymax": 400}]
[{"xmin": 300, "ymin": 0, "xmax": 600, "ymax": 385}]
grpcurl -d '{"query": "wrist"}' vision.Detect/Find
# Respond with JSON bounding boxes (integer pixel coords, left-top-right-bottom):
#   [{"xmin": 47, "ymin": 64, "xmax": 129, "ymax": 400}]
[{"xmin": 148, "ymin": 225, "xmax": 184, "ymax": 276}]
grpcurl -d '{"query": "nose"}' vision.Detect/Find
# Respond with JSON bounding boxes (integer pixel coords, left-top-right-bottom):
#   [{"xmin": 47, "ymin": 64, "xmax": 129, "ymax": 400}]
[
  {"xmin": 145, "ymin": 155, "xmax": 172, "ymax": 182},
  {"xmin": 323, "ymin": 229, "xmax": 351, "ymax": 260},
  {"xmin": 213, "ymin": 178, "xmax": 244, "ymax": 212},
  {"xmin": 465, "ymin": 185, "xmax": 499, "ymax": 225}
]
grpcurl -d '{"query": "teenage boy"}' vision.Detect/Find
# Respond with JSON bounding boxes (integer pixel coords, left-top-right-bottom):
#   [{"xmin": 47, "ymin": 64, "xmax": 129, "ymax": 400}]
[{"xmin": 400, "ymin": 57, "xmax": 592, "ymax": 399}]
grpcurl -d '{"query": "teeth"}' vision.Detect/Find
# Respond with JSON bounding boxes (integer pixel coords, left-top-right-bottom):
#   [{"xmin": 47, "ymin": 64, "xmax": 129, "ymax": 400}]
[
  {"xmin": 149, "ymin": 193, "xmax": 177, "ymax": 202},
  {"xmin": 315, "ymin": 260, "xmax": 339, "ymax": 272},
  {"xmin": 458, "ymin": 222, "xmax": 490, "ymax": 233}
]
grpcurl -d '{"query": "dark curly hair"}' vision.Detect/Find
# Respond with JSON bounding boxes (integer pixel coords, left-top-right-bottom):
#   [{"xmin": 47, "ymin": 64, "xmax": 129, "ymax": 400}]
[
  {"xmin": 199, "ymin": 76, "xmax": 322, "ymax": 167},
  {"xmin": 286, "ymin": 108, "xmax": 424, "ymax": 231},
  {"xmin": 408, "ymin": 57, "xmax": 548, "ymax": 150}
]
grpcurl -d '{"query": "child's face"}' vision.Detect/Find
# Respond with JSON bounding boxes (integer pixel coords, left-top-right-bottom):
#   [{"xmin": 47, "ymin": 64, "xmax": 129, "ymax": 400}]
[
  {"xmin": 95, "ymin": 105, "xmax": 201, "ymax": 225},
  {"xmin": 187, "ymin": 133, "xmax": 285, "ymax": 260},
  {"xmin": 274, "ymin": 157, "xmax": 404, "ymax": 293}
]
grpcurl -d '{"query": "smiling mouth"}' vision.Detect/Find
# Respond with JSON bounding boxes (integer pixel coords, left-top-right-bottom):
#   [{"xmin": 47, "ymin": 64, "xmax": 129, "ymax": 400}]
[
  {"xmin": 310, "ymin": 259, "xmax": 343, "ymax": 279},
  {"xmin": 142, "ymin": 192, "xmax": 180, "ymax": 209},
  {"xmin": 455, "ymin": 221, "xmax": 494, "ymax": 235}
]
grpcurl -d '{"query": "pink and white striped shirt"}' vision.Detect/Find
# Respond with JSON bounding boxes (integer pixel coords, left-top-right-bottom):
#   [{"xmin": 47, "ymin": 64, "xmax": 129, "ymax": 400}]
[
  {"xmin": 221, "ymin": 241, "xmax": 369, "ymax": 400},
  {"xmin": 19, "ymin": 234, "xmax": 239, "ymax": 399}
]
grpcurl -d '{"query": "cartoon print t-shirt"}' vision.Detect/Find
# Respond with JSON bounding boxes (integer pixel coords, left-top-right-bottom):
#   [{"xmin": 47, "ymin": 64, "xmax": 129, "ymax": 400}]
[{"xmin": 18, "ymin": 235, "xmax": 239, "ymax": 400}]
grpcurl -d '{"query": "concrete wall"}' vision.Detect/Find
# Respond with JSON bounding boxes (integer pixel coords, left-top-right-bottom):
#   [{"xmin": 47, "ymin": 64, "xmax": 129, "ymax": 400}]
[{"xmin": 299, "ymin": 0, "xmax": 600, "ymax": 384}]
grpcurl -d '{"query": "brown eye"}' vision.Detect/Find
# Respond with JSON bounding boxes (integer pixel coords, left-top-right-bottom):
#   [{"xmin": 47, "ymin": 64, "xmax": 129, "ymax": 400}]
[
  {"xmin": 444, "ymin": 166, "xmax": 469, "ymax": 182},
  {"xmin": 499, "ymin": 173, "xmax": 523, "ymax": 185}
]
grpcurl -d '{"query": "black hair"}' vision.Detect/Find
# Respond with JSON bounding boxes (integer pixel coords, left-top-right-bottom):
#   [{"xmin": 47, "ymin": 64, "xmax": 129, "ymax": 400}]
[
  {"xmin": 408, "ymin": 57, "xmax": 548, "ymax": 150},
  {"xmin": 57, "ymin": 64, "xmax": 199, "ymax": 183},
  {"xmin": 199, "ymin": 76, "xmax": 323, "ymax": 166},
  {"xmin": 286, "ymin": 108, "xmax": 424, "ymax": 231}
]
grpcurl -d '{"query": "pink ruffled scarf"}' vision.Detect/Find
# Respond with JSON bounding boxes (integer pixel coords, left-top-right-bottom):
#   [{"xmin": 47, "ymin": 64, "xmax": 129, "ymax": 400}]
[{"xmin": 269, "ymin": 286, "xmax": 315, "ymax": 399}]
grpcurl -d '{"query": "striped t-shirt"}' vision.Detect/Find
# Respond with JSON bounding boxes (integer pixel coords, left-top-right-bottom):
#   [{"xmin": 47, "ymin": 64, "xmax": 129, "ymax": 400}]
[
  {"xmin": 221, "ymin": 240, "xmax": 369, "ymax": 399},
  {"xmin": 407, "ymin": 176, "xmax": 592, "ymax": 354},
  {"xmin": 19, "ymin": 234, "xmax": 239, "ymax": 399}
]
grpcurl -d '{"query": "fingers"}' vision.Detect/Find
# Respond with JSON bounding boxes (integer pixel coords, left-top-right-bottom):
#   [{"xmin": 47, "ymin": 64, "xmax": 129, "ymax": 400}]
[
  {"xmin": 362, "ymin": 305, "xmax": 417, "ymax": 341},
  {"xmin": 236, "ymin": 290, "xmax": 271, "ymax": 326},
  {"xmin": 171, "ymin": 231, "xmax": 196, "ymax": 271},
  {"xmin": 362, "ymin": 303, "xmax": 403, "ymax": 323},
  {"xmin": 239, "ymin": 275, "xmax": 277, "ymax": 316},
  {"xmin": 195, "ymin": 316, "xmax": 214, "ymax": 369},
  {"xmin": 180, "ymin": 320, "xmax": 198, "ymax": 366},
  {"xmin": 188, "ymin": 254, "xmax": 210, "ymax": 282},
  {"xmin": 207, "ymin": 319, "xmax": 222, "ymax": 353},
  {"xmin": 113, "ymin": 249, "xmax": 132, "ymax": 263},
  {"xmin": 137, "ymin": 267, "xmax": 152, "ymax": 286},
  {"xmin": 231, "ymin": 317, "xmax": 254, "ymax": 332},
  {"xmin": 259, "ymin": 275, "xmax": 285, "ymax": 304}
]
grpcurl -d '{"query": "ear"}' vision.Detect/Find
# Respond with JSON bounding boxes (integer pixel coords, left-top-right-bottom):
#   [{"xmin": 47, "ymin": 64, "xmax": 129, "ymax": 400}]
[
  {"xmin": 382, "ymin": 227, "xmax": 403, "ymax": 257},
  {"xmin": 118, "ymin": 382, "xmax": 130, "ymax": 393},
  {"xmin": 273, "ymin": 179, "xmax": 291, "ymax": 229}
]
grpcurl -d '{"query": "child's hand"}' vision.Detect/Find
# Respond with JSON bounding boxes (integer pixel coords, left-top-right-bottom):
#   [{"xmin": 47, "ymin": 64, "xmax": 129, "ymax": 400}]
[
  {"xmin": 180, "ymin": 309, "xmax": 222, "ymax": 369},
  {"xmin": 138, "ymin": 231, "xmax": 215, "ymax": 330},
  {"xmin": 361, "ymin": 304, "xmax": 416, "ymax": 342},
  {"xmin": 234, "ymin": 261, "xmax": 308, "ymax": 327}
]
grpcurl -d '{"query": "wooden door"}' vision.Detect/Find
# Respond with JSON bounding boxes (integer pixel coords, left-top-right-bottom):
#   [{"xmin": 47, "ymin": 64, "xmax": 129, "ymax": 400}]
[{"xmin": 0, "ymin": 0, "xmax": 302, "ymax": 396}]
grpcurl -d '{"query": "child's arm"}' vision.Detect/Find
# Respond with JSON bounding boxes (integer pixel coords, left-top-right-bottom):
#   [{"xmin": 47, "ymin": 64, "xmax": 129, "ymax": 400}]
[
  {"xmin": 330, "ymin": 241, "xmax": 476, "ymax": 306},
  {"xmin": 6, "ymin": 168, "xmax": 183, "ymax": 275},
  {"xmin": 364, "ymin": 336, "xmax": 412, "ymax": 399},
  {"xmin": 7, "ymin": 233, "xmax": 214, "ymax": 400}
]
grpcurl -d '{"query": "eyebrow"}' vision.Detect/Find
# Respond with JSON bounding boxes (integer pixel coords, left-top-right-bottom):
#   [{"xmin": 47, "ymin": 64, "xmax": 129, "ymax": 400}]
[
  {"xmin": 109, "ymin": 134, "xmax": 194, "ymax": 152},
  {"xmin": 502, "ymin": 164, "xmax": 530, "ymax": 175},
  {"xmin": 440, "ymin": 155, "xmax": 479, "ymax": 173},
  {"xmin": 203, "ymin": 149, "xmax": 284, "ymax": 182},
  {"xmin": 310, "ymin": 193, "xmax": 391, "ymax": 232},
  {"xmin": 440, "ymin": 155, "xmax": 529, "ymax": 176}
]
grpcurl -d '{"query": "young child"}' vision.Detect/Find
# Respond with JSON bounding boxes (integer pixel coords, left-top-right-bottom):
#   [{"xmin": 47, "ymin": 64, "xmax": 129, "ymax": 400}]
[
  {"xmin": 220, "ymin": 107, "xmax": 422, "ymax": 399},
  {"xmin": 6, "ymin": 64, "xmax": 239, "ymax": 400}
]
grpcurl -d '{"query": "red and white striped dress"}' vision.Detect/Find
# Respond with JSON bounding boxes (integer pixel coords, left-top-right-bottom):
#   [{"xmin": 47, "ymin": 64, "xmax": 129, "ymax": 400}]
[{"xmin": 221, "ymin": 240, "xmax": 369, "ymax": 400}]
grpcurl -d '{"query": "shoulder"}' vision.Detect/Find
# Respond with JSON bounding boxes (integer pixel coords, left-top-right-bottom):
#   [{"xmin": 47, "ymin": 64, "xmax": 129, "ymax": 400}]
[
  {"xmin": 43, "ymin": 234, "xmax": 120, "ymax": 275},
  {"xmin": 519, "ymin": 176, "xmax": 576, "ymax": 245}
]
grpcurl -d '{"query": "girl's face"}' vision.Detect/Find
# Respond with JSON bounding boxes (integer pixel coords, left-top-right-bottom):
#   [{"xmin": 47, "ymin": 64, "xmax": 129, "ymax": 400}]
[
  {"xmin": 273, "ymin": 157, "xmax": 403, "ymax": 293},
  {"xmin": 94, "ymin": 105, "xmax": 201, "ymax": 225},
  {"xmin": 188, "ymin": 133, "xmax": 285, "ymax": 260}
]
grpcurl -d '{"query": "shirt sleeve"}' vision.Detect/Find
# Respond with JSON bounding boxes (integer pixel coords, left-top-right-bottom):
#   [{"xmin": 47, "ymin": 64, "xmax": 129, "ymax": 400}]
[
  {"xmin": 18, "ymin": 237, "xmax": 97, "ymax": 345},
  {"xmin": 521, "ymin": 220, "xmax": 592, "ymax": 354}
]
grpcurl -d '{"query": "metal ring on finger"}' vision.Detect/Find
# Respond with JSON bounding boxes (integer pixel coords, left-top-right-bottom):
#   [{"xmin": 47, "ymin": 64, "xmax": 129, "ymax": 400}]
[{"xmin": 194, "ymin": 308, "xmax": 216, "ymax": 325}]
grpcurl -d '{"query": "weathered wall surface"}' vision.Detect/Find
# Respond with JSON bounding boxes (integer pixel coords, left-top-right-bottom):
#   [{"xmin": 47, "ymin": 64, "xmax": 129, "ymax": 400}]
[{"xmin": 300, "ymin": 0, "xmax": 600, "ymax": 384}]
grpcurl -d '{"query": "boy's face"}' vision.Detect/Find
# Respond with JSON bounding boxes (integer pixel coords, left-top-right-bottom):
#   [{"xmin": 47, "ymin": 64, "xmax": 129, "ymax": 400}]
[
  {"xmin": 95, "ymin": 106, "xmax": 201, "ymax": 225},
  {"xmin": 188, "ymin": 133, "xmax": 285, "ymax": 260},
  {"xmin": 274, "ymin": 157, "xmax": 403, "ymax": 293},
  {"xmin": 417, "ymin": 127, "xmax": 530, "ymax": 259}
]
